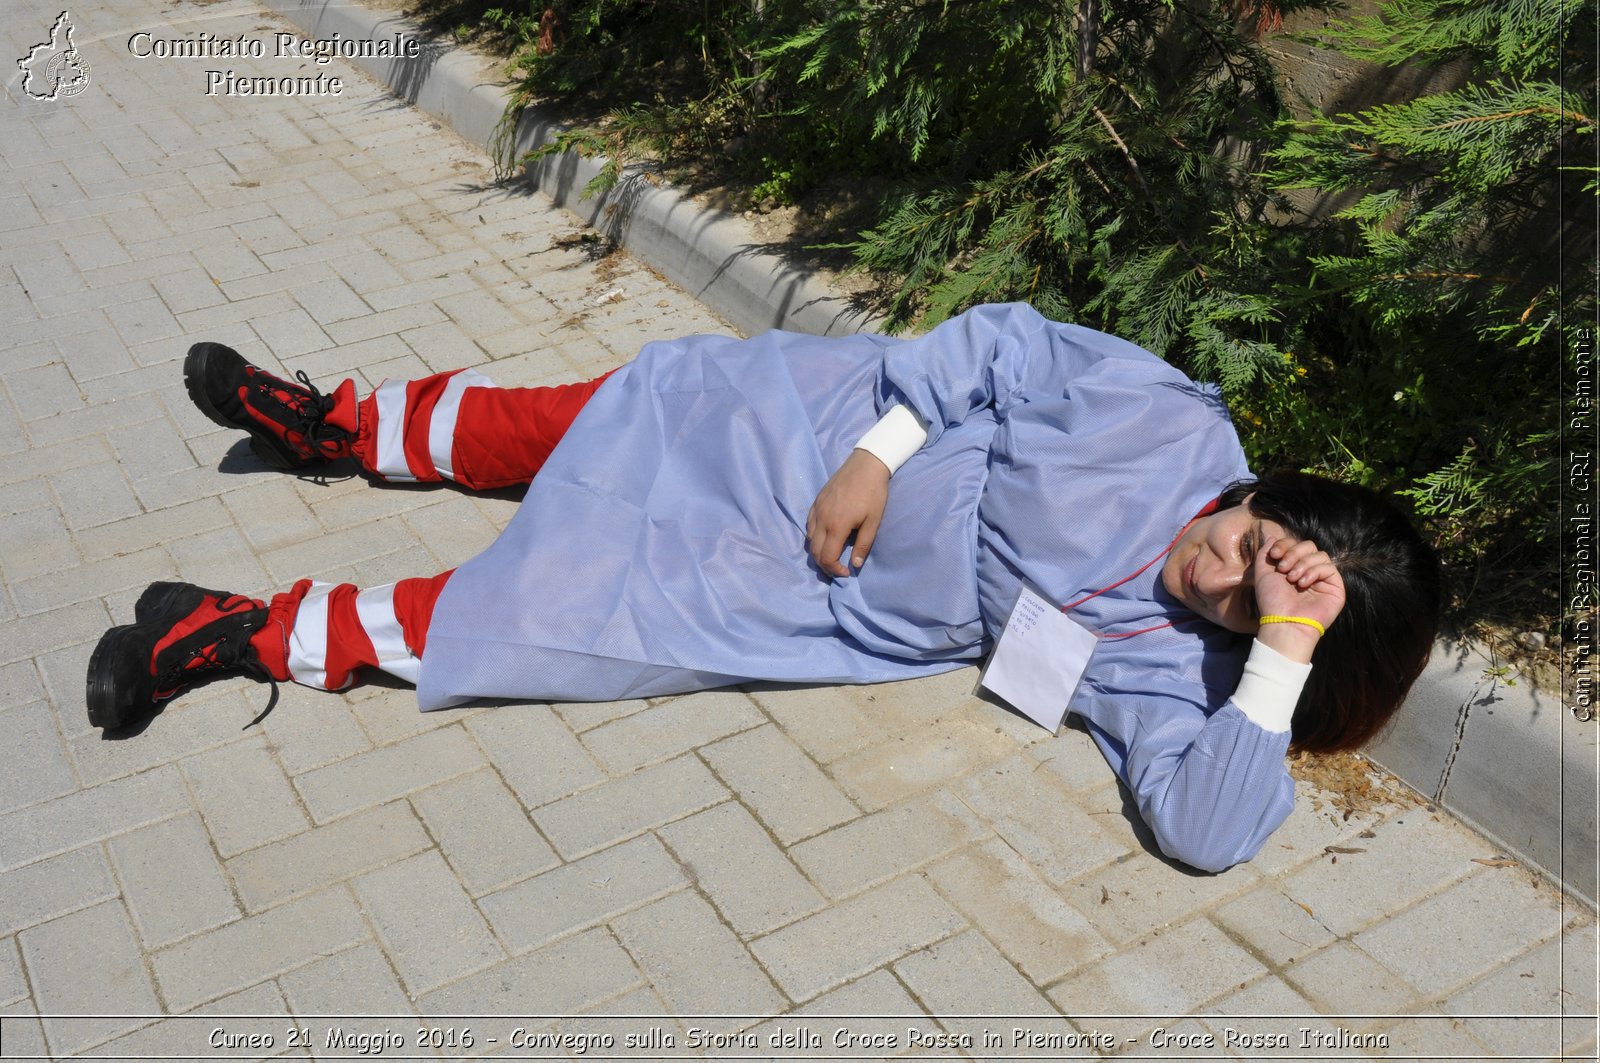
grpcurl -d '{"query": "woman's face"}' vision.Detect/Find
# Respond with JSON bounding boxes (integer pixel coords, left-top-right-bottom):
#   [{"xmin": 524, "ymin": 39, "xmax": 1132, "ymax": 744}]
[{"xmin": 1160, "ymin": 500, "xmax": 1291, "ymax": 634}]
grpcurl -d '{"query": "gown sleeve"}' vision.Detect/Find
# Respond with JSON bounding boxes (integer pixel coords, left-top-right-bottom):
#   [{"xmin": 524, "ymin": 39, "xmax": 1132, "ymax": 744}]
[
  {"xmin": 1079, "ymin": 689, "xmax": 1296, "ymax": 872},
  {"xmin": 874, "ymin": 302, "xmax": 1176, "ymax": 443},
  {"xmin": 873, "ymin": 302, "xmax": 1297, "ymax": 872}
]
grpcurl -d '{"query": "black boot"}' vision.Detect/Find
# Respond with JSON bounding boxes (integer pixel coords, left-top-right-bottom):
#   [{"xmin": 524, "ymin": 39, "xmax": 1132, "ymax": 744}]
[
  {"xmin": 184, "ymin": 342, "xmax": 356, "ymax": 470},
  {"xmin": 87, "ymin": 582, "xmax": 281, "ymax": 732}
]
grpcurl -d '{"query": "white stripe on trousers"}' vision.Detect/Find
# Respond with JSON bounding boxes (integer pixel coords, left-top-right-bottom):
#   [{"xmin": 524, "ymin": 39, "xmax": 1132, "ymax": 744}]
[
  {"xmin": 370, "ymin": 369, "xmax": 497, "ymax": 483},
  {"xmin": 428, "ymin": 368, "xmax": 494, "ymax": 482},
  {"xmin": 353, "ymin": 582, "xmax": 422, "ymax": 685},
  {"xmin": 285, "ymin": 582, "xmax": 422, "ymax": 690},
  {"xmin": 286, "ymin": 581, "xmax": 337, "ymax": 690}
]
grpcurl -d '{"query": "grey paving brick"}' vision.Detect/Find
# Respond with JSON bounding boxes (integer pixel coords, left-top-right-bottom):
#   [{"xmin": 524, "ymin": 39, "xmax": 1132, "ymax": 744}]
[
  {"xmin": 400, "ymin": 319, "xmax": 484, "ymax": 368},
  {"xmin": 354, "ymin": 849, "xmax": 504, "ymax": 995},
  {"xmin": 1367, "ymin": 1009, "xmax": 1498, "ymax": 1059},
  {"xmin": 68, "ymin": 687, "xmax": 254, "ymax": 786},
  {"xmin": 0, "ymin": 702, "xmax": 75, "ymax": 814},
  {"xmin": 0, "ymin": 1002, "xmax": 46, "ymax": 1060},
  {"xmin": 53, "ymin": 326, "xmax": 139, "ymax": 381},
  {"xmin": 182, "ymin": 737, "xmax": 310, "ymax": 858},
  {"xmin": 1279, "ymin": 811, "xmax": 1492, "ymax": 937},
  {"xmin": 894, "ymin": 931, "xmax": 1059, "ymax": 1052},
  {"xmin": 418, "ymin": 927, "xmax": 642, "ymax": 1017},
  {"xmin": 343, "ymin": 684, "xmax": 465, "ymax": 749},
  {"xmin": 152, "ymin": 267, "xmax": 228, "ymax": 314},
  {"xmin": 5, "ymin": 361, "xmax": 83, "ymax": 420},
  {"xmin": 228, "ymin": 801, "xmax": 431, "ymax": 911},
  {"xmin": 261, "ymin": 517, "xmax": 418, "ymax": 583},
  {"xmin": 925, "ymin": 838, "xmax": 1113, "ymax": 986},
  {"xmin": 402, "ymin": 499, "xmax": 501, "ymax": 569},
  {"xmin": 64, "ymin": 228, "xmax": 132, "ymax": 273},
  {"xmin": 535, "ymin": 754, "xmax": 729, "ymax": 859},
  {"xmin": 411, "ymin": 769, "xmax": 559, "ymax": 897},
  {"xmin": 790, "ymin": 791, "xmax": 985, "ymax": 900},
  {"xmin": 550, "ymin": 986, "xmax": 693, "ymax": 1061},
  {"xmin": 0, "ymin": 766, "xmax": 186, "ymax": 872},
  {"xmin": 217, "ymin": 260, "xmax": 336, "ymax": 304},
  {"xmin": 1445, "ymin": 924, "xmax": 1598, "ymax": 1058},
  {"xmin": 193, "ymin": 241, "xmax": 268, "ymax": 282},
  {"xmin": 366, "ymin": 221, "xmax": 441, "ymax": 263},
  {"xmin": 86, "ymin": 982, "xmax": 289, "ymax": 1061},
  {"xmin": 323, "ymin": 303, "xmax": 446, "ymax": 346},
  {"xmin": 250, "ymin": 306, "xmax": 334, "ymax": 360},
  {"xmin": 0, "ymin": 506, "xmax": 78, "ymax": 585},
  {"xmin": 0, "ymin": 659, "xmax": 45, "ymax": 714},
  {"xmin": 294, "ymin": 724, "xmax": 484, "ymax": 823},
  {"xmin": 363, "ymin": 273, "xmax": 480, "ymax": 314},
  {"xmin": 478, "ymin": 833, "xmax": 685, "ymax": 954},
  {"xmin": 750, "ymin": 875, "xmax": 966, "ymax": 1003},
  {"xmin": 288, "ymin": 277, "xmax": 371, "ymax": 328},
  {"xmin": 658, "ymin": 802, "xmax": 825, "ymax": 937},
  {"xmin": 0, "ymin": 937, "xmax": 22, "ymax": 1006},
  {"xmin": 465, "ymin": 707, "xmax": 606, "ymax": 811},
  {"xmin": 106, "ymin": 419, "xmax": 201, "ymax": 482},
  {"xmin": 437, "ymin": 287, "xmax": 526, "ymax": 334},
  {"xmin": 741, "ymin": 969, "xmax": 941, "ymax": 1058},
  {"xmin": 152, "ymin": 887, "xmax": 367, "ymax": 1012},
  {"xmin": 1212, "ymin": 884, "xmax": 1338, "ymax": 968},
  {"xmin": 21, "ymin": 900, "xmax": 160, "ymax": 1055},
  {"xmin": 701, "ymin": 724, "xmax": 858, "ymax": 845},
  {"xmin": 233, "ymin": 215, "xmax": 305, "ymax": 257},
  {"xmin": 106, "ymin": 295, "xmax": 183, "ymax": 347},
  {"xmin": 1200, "ymin": 980, "xmax": 1353, "ymax": 1059},
  {"xmin": 77, "ymin": 498, "xmax": 230, "ymax": 565},
  {"xmin": 613, "ymin": 889, "xmax": 786, "ymax": 1028},
  {"xmin": 1061, "ymin": 850, "xmax": 1257, "ymax": 946},
  {"xmin": 108, "ymin": 813, "xmax": 239, "ymax": 948},
  {"xmin": 331, "ymin": 248, "xmax": 407, "ymax": 295},
  {"xmin": 957, "ymin": 754, "xmax": 1130, "ymax": 885},
  {"xmin": 1281, "ymin": 940, "xmax": 1423, "ymax": 1021},
  {"xmin": 174, "ymin": 291, "xmax": 298, "ymax": 338},
  {"xmin": 1354, "ymin": 869, "xmax": 1568, "ymax": 997},
  {"xmin": 581, "ymin": 690, "xmax": 765, "ymax": 774},
  {"xmin": 0, "ymin": 845, "xmax": 117, "ymax": 937},
  {"xmin": 550, "ymin": 696, "xmax": 652, "ymax": 733},
  {"xmin": 221, "ymin": 478, "xmax": 322, "ymax": 554},
  {"xmin": 256, "ymin": 690, "xmax": 373, "ymax": 777},
  {"xmin": 13, "ymin": 545, "xmax": 173, "ymax": 618},
  {"xmin": 748, "ymin": 683, "xmax": 892, "ymax": 765},
  {"xmin": 832, "ymin": 717, "xmax": 1016, "ymax": 812},
  {"xmin": 280, "ymin": 942, "xmax": 418, "ymax": 1024},
  {"xmin": 1047, "ymin": 918, "xmax": 1269, "ymax": 1045},
  {"xmin": 34, "ymin": 277, "xmax": 159, "ymax": 320},
  {"xmin": 165, "ymin": 524, "xmax": 272, "ymax": 594}
]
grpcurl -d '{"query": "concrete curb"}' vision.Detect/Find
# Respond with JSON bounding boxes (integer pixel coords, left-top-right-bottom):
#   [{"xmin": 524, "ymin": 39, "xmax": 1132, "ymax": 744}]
[{"xmin": 262, "ymin": 0, "xmax": 1597, "ymax": 907}]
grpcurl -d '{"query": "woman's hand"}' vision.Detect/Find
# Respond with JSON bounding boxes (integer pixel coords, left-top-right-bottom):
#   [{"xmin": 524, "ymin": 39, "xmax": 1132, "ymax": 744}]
[
  {"xmin": 1252, "ymin": 536, "xmax": 1346, "ymax": 663},
  {"xmin": 807, "ymin": 449, "xmax": 890, "ymax": 578}
]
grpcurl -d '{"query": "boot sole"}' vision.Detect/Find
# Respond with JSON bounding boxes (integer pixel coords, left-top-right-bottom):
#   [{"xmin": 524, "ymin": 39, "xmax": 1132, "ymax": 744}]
[
  {"xmin": 85, "ymin": 624, "xmax": 151, "ymax": 731},
  {"xmin": 183, "ymin": 343, "xmax": 298, "ymax": 471}
]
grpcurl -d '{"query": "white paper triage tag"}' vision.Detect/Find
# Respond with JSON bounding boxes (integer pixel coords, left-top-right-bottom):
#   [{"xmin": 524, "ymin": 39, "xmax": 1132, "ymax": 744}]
[{"xmin": 979, "ymin": 585, "xmax": 1099, "ymax": 732}]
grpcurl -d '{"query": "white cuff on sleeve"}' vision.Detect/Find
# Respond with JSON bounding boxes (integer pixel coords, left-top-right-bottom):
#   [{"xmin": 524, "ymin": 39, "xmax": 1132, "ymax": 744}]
[
  {"xmin": 1232, "ymin": 639, "xmax": 1313, "ymax": 733},
  {"xmin": 853, "ymin": 404, "xmax": 930, "ymax": 475}
]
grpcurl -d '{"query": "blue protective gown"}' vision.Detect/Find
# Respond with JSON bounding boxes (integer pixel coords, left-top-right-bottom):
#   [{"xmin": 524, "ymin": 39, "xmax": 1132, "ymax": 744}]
[{"xmin": 420, "ymin": 303, "xmax": 1295, "ymax": 870}]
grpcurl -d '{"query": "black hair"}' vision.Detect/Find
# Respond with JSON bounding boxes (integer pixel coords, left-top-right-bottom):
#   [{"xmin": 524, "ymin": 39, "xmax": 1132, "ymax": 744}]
[{"xmin": 1217, "ymin": 471, "xmax": 1443, "ymax": 753}]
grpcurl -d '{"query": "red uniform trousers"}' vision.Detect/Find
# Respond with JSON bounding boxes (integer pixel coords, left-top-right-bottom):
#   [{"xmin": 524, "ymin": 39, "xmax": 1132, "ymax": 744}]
[{"xmin": 254, "ymin": 370, "xmax": 609, "ymax": 691}]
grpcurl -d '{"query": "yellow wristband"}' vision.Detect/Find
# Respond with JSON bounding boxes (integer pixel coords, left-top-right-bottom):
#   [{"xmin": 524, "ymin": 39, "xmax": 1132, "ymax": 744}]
[{"xmin": 1258, "ymin": 615, "xmax": 1326, "ymax": 637}]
